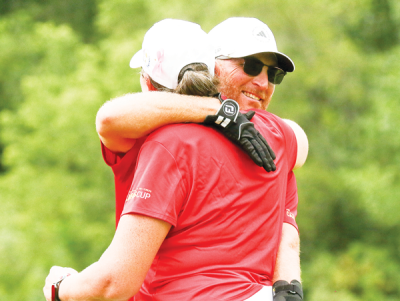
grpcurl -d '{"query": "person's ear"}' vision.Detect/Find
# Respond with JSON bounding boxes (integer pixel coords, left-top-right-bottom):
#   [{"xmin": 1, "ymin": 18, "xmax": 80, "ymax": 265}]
[
  {"xmin": 140, "ymin": 73, "xmax": 158, "ymax": 92},
  {"xmin": 214, "ymin": 61, "xmax": 221, "ymax": 76},
  {"xmin": 144, "ymin": 75, "xmax": 158, "ymax": 91}
]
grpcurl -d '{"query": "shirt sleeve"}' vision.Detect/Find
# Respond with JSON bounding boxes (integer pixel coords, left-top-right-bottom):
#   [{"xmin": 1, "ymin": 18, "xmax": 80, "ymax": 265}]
[
  {"xmin": 121, "ymin": 140, "xmax": 187, "ymax": 227},
  {"xmin": 100, "ymin": 140, "xmax": 126, "ymax": 167},
  {"xmin": 276, "ymin": 117, "xmax": 299, "ymax": 232}
]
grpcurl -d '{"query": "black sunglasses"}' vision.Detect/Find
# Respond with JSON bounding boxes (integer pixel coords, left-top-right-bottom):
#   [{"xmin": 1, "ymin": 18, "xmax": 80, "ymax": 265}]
[{"xmin": 242, "ymin": 57, "xmax": 287, "ymax": 85}]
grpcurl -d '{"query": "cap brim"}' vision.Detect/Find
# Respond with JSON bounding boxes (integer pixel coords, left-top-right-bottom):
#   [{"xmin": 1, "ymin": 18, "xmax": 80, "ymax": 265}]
[
  {"xmin": 219, "ymin": 50, "xmax": 295, "ymax": 72},
  {"xmin": 129, "ymin": 49, "xmax": 143, "ymax": 68},
  {"xmin": 275, "ymin": 52, "xmax": 295, "ymax": 72}
]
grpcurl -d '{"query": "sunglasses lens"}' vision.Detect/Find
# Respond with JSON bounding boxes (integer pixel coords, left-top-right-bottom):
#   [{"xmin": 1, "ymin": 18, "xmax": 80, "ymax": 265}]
[
  {"xmin": 243, "ymin": 59, "xmax": 263, "ymax": 76},
  {"xmin": 243, "ymin": 58, "xmax": 286, "ymax": 85},
  {"xmin": 268, "ymin": 68, "xmax": 286, "ymax": 85}
]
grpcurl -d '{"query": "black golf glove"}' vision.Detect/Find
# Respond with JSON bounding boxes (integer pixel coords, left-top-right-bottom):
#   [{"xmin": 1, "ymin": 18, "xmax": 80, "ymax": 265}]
[
  {"xmin": 273, "ymin": 280, "xmax": 303, "ymax": 301},
  {"xmin": 204, "ymin": 97, "xmax": 276, "ymax": 172}
]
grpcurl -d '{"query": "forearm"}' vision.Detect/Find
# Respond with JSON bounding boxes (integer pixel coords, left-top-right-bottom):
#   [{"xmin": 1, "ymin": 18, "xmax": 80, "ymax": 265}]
[
  {"xmin": 96, "ymin": 92, "xmax": 220, "ymax": 152},
  {"xmin": 58, "ymin": 263, "xmax": 112, "ymax": 301},
  {"xmin": 273, "ymin": 223, "xmax": 301, "ymax": 283},
  {"xmin": 45, "ymin": 215, "xmax": 170, "ymax": 301},
  {"xmin": 57, "ymin": 261, "xmax": 134, "ymax": 301}
]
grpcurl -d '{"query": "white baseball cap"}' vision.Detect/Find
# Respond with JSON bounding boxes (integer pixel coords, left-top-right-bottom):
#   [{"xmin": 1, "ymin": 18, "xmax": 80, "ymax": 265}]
[
  {"xmin": 209, "ymin": 17, "xmax": 295, "ymax": 72},
  {"xmin": 130, "ymin": 19, "xmax": 215, "ymax": 89}
]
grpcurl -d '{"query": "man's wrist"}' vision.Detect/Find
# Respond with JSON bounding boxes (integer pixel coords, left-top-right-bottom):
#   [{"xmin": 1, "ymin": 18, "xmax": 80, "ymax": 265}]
[
  {"xmin": 273, "ymin": 280, "xmax": 303, "ymax": 300},
  {"xmin": 213, "ymin": 93, "xmax": 227, "ymax": 104},
  {"xmin": 203, "ymin": 98, "xmax": 240, "ymax": 128}
]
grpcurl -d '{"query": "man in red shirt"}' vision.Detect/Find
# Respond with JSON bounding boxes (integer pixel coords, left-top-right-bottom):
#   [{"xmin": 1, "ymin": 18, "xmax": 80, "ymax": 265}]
[{"xmin": 97, "ymin": 17, "xmax": 308, "ymax": 300}]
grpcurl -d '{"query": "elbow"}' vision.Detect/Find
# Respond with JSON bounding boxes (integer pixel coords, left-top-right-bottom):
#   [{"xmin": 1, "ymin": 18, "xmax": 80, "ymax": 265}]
[
  {"xmin": 97, "ymin": 275, "xmax": 140, "ymax": 301},
  {"xmin": 288, "ymin": 234, "xmax": 300, "ymax": 251},
  {"xmin": 282, "ymin": 223, "xmax": 300, "ymax": 252},
  {"xmin": 95, "ymin": 106, "xmax": 115, "ymax": 139}
]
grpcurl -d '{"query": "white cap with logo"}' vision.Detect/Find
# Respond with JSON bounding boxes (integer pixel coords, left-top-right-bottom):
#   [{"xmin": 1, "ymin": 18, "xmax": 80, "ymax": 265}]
[
  {"xmin": 130, "ymin": 19, "xmax": 215, "ymax": 89},
  {"xmin": 208, "ymin": 17, "xmax": 295, "ymax": 72}
]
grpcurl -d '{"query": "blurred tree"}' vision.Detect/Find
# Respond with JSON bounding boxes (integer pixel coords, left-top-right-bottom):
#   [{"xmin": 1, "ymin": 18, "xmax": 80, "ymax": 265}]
[
  {"xmin": 0, "ymin": 16, "xmax": 117, "ymax": 300},
  {"xmin": 1, "ymin": 0, "xmax": 400, "ymax": 300},
  {"xmin": 340, "ymin": 0, "xmax": 400, "ymax": 53},
  {"xmin": 0, "ymin": 0, "xmax": 97, "ymax": 42}
]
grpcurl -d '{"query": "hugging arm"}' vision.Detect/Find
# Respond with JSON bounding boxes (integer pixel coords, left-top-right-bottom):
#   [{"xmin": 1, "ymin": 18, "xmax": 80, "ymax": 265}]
[
  {"xmin": 271, "ymin": 121, "xmax": 308, "ymax": 299},
  {"xmin": 96, "ymin": 92, "xmax": 276, "ymax": 171},
  {"xmin": 272, "ymin": 223, "xmax": 303, "ymax": 300},
  {"xmin": 96, "ymin": 92, "xmax": 221, "ymax": 153},
  {"xmin": 43, "ymin": 214, "xmax": 171, "ymax": 301},
  {"xmin": 273, "ymin": 223, "xmax": 301, "ymax": 284}
]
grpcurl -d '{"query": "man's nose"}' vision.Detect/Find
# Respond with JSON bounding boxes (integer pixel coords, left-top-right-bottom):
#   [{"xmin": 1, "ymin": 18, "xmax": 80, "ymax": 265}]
[{"xmin": 252, "ymin": 66, "xmax": 270, "ymax": 89}]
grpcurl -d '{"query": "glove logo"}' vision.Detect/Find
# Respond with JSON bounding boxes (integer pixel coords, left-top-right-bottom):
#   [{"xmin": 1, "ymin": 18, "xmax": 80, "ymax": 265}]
[{"xmin": 223, "ymin": 104, "xmax": 237, "ymax": 116}]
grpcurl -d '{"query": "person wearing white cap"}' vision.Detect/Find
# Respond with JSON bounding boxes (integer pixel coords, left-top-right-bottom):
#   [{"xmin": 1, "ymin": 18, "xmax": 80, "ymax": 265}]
[
  {"xmin": 44, "ymin": 18, "xmax": 307, "ymax": 301},
  {"xmin": 208, "ymin": 17, "xmax": 295, "ymax": 113},
  {"xmin": 129, "ymin": 19, "xmax": 216, "ymax": 93},
  {"xmin": 101, "ymin": 17, "xmax": 305, "ymax": 301},
  {"xmin": 98, "ymin": 19, "xmax": 275, "ymax": 172},
  {"xmin": 94, "ymin": 17, "xmax": 306, "ymax": 300}
]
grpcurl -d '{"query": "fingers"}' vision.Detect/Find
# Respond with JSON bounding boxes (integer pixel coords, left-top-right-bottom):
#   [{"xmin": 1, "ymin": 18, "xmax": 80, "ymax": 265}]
[
  {"xmin": 251, "ymin": 139, "xmax": 272, "ymax": 172},
  {"xmin": 44, "ymin": 266, "xmax": 77, "ymax": 301},
  {"xmin": 257, "ymin": 133, "xmax": 276, "ymax": 160},
  {"xmin": 46, "ymin": 266, "xmax": 76, "ymax": 286},
  {"xmin": 240, "ymin": 139, "xmax": 263, "ymax": 166},
  {"xmin": 252, "ymin": 138, "xmax": 275, "ymax": 172},
  {"xmin": 50, "ymin": 266, "xmax": 65, "ymax": 273},
  {"xmin": 43, "ymin": 280, "xmax": 51, "ymax": 301},
  {"xmin": 254, "ymin": 135, "xmax": 277, "ymax": 171},
  {"xmin": 63, "ymin": 267, "xmax": 78, "ymax": 275},
  {"xmin": 241, "ymin": 138, "xmax": 275, "ymax": 172},
  {"xmin": 239, "ymin": 129, "xmax": 276, "ymax": 172}
]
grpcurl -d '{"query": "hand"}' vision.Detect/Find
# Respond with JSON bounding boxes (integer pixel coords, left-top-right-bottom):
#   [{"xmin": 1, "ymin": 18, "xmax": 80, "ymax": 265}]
[
  {"xmin": 273, "ymin": 280, "xmax": 303, "ymax": 300},
  {"xmin": 204, "ymin": 97, "xmax": 276, "ymax": 172},
  {"xmin": 43, "ymin": 266, "xmax": 78, "ymax": 301}
]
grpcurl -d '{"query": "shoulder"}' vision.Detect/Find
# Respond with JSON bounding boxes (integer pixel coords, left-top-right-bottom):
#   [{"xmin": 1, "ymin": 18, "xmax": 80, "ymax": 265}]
[
  {"xmin": 145, "ymin": 123, "xmax": 222, "ymax": 154},
  {"xmin": 250, "ymin": 110, "xmax": 308, "ymax": 169},
  {"xmin": 250, "ymin": 109, "xmax": 294, "ymax": 140},
  {"xmin": 147, "ymin": 123, "xmax": 215, "ymax": 141},
  {"xmin": 251, "ymin": 109, "xmax": 286, "ymax": 128}
]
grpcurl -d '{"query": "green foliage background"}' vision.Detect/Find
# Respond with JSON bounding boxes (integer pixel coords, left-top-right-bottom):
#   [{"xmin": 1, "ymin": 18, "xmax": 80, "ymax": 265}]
[{"xmin": 1, "ymin": 0, "xmax": 400, "ymax": 300}]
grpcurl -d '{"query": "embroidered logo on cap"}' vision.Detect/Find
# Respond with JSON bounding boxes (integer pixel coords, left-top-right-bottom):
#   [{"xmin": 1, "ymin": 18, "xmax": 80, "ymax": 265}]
[
  {"xmin": 143, "ymin": 50, "xmax": 151, "ymax": 68},
  {"xmin": 153, "ymin": 49, "xmax": 164, "ymax": 75},
  {"xmin": 257, "ymin": 31, "xmax": 267, "ymax": 38},
  {"xmin": 252, "ymin": 26, "xmax": 272, "ymax": 43}
]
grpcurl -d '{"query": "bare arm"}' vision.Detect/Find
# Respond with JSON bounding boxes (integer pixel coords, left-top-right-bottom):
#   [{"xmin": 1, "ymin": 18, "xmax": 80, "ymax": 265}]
[
  {"xmin": 44, "ymin": 214, "xmax": 171, "ymax": 301},
  {"xmin": 272, "ymin": 223, "xmax": 301, "ymax": 283},
  {"xmin": 271, "ymin": 121, "xmax": 306, "ymax": 285},
  {"xmin": 96, "ymin": 92, "xmax": 220, "ymax": 153},
  {"xmin": 272, "ymin": 118, "xmax": 305, "ymax": 284}
]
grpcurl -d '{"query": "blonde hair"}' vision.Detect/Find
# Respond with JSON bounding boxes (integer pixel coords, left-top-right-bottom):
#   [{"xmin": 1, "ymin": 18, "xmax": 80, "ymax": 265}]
[{"xmin": 143, "ymin": 63, "xmax": 219, "ymax": 97}]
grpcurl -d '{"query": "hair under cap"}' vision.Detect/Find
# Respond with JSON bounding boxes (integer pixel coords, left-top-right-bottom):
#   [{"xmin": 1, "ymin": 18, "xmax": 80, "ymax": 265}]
[
  {"xmin": 208, "ymin": 17, "xmax": 295, "ymax": 72},
  {"xmin": 130, "ymin": 19, "xmax": 215, "ymax": 89}
]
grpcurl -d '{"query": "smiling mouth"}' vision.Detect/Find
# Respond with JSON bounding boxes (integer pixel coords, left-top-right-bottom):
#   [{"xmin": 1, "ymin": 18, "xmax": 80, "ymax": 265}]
[{"xmin": 243, "ymin": 91, "xmax": 261, "ymax": 101}]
